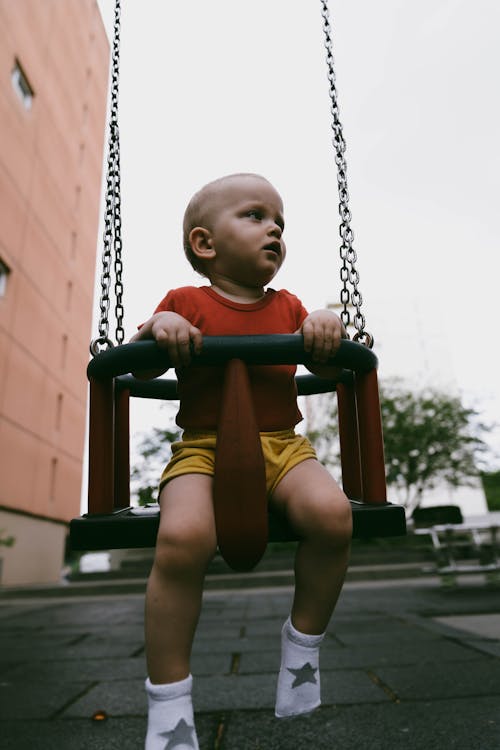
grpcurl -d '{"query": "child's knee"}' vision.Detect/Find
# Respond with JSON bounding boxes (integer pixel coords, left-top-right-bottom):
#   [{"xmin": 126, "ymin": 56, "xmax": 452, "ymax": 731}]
[
  {"xmin": 311, "ymin": 490, "xmax": 352, "ymax": 546},
  {"xmin": 332, "ymin": 494, "xmax": 353, "ymax": 543},
  {"xmin": 154, "ymin": 523, "xmax": 217, "ymax": 574},
  {"xmin": 154, "ymin": 474, "xmax": 217, "ymax": 573}
]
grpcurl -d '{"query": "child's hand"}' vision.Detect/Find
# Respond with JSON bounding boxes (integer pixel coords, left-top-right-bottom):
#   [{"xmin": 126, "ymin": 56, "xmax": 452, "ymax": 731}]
[
  {"xmin": 297, "ymin": 309, "xmax": 346, "ymax": 364},
  {"xmin": 131, "ymin": 312, "xmax": 202, "ymax": 368}
]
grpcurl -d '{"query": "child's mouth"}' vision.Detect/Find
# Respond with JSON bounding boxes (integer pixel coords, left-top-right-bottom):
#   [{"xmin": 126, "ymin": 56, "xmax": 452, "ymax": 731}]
[{"xmin": 262, "ymin": 242, "xmax": 281, "ymax": 256}]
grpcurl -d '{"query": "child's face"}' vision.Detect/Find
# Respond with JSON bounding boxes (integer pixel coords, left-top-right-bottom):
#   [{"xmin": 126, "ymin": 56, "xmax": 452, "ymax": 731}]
[{"xmin": 206, "ymin": 176, "xmax": 286, "ymax": 288}]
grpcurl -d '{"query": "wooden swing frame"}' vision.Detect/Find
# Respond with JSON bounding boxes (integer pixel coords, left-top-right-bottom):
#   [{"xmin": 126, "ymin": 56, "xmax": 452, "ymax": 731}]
[{"xmin": 70, "ymin": 337, "xmax": 406, "ymax": 552}]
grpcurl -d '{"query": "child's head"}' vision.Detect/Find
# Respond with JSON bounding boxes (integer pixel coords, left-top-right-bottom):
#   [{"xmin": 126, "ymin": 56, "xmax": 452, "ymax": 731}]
[{"xmin": 183, "ymin": 173, "xmax": 286, "ymax": 286}]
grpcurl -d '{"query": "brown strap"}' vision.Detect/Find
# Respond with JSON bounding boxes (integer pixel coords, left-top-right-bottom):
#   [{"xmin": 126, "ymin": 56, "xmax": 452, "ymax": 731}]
[{"xmin": 213, "ymin": 359, "xmax": 268, "ymax": 571}]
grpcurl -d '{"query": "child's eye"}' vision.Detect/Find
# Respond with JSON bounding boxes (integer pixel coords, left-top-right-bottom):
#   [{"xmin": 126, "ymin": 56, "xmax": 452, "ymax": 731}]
[{"xmin": 247, "ymin": 209, "xmax": 262, "ymax": 220}]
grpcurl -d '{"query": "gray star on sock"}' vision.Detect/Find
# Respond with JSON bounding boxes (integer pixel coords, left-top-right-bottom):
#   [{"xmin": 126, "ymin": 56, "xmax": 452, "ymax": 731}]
[
  {"xmin": 287, "ymin": 661, "xmax": 318, "ymax": 688},
  {"xmin": 159, "ymin": 718, "xmax": 196, "ymax": 749}
]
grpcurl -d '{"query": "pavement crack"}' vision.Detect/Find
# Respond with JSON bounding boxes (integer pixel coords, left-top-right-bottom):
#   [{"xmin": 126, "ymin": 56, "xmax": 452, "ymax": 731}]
[
  {"xmin": 229, "ymin": 652, "xmax": 241, "ymax": 674},
  {"xmin": 68, "ymin": 633, "xmax": 88, "ymax": 646},
  {"xmin": 213, "ymin": 712, "xmax": 227, "ymax": 749},
  {"xmin": 366, "ymin": 669, "xmax": 400, "ymax": 703},
  {"xmin": 49, "ymin": 681, "xmax": 100, "ymax": 719},
  {"xmin": 327, "ymin": 632, "xmax": 345, "ymax": 647}
]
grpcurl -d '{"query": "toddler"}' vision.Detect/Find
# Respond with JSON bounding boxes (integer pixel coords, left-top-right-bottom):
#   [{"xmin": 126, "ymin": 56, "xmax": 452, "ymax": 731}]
[{"xmin": 131, "ymin": 173, "xmax": 352, "ymax": 749}]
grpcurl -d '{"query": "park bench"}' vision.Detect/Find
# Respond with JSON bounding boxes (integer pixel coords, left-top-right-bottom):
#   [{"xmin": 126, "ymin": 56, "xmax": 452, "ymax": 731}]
[{"xmin": 414, "ymin": 521, "xmax": 500, "ymax": 585}]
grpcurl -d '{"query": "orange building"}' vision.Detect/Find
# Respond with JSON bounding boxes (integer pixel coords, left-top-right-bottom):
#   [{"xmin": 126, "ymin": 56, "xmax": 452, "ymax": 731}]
[{"xmin": 0, "ymin": 1, "xmax": 109, "ymax": 584}]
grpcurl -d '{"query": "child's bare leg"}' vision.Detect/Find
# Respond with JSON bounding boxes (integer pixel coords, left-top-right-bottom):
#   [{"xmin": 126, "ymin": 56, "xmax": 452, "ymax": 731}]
[
  {"xmin": 271, "ymin": 459, "xmax": 352, "ymax": 717},
  {"xmin": 144, "ymin": 474, "xmax": 216, "ymax": 749},
  {"xmin": 272, "ymin": 458, "xmax": 352, "ymax": 632}
]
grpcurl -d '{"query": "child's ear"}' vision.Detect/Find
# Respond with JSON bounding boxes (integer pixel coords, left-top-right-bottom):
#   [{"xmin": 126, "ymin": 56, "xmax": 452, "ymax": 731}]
[{"xmin": 189, "ymin": 227, "xmax": 216, "ymax": 261}]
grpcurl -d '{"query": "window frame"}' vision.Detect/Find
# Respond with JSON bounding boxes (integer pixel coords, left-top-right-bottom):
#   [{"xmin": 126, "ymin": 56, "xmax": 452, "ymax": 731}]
[
  {"xmin": 11, "ymin": 59, "xmax": 34, "ymax": 110},
  {"xmin": 0, "ymin": 259, "xmax": 10, "ymax": 298}
]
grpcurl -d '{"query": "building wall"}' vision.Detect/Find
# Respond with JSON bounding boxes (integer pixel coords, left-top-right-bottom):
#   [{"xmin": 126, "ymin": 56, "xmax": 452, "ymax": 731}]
[
  {"xmin": 0, "ymin": 508, "xmax": 67, "ymax": 587},
  {"xmin": 0, "ymin": 1, "xmax": 109, "ymax": 584}
]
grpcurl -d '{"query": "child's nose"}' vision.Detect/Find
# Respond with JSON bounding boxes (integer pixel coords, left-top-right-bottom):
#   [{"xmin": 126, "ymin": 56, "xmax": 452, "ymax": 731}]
[{"xmin": 268, "ymin": 222, "xmax": 282, "ymax": 238}]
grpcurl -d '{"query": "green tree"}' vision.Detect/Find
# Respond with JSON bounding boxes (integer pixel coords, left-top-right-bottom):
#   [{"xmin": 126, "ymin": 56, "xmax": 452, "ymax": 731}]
[
  {"xmin": 306, "ymin": 379, "xmax": 491, "ymax": 515},
  {"xmin": 0, "ymin": 529, "xmax": 15, "ymax": 548},
  {"xmin": 131, "ymin": 420, "xmax": 181, "ymax": 506},
  {"xmin": 481, "ymin": 470, "xmax": 500, "ymax": 511}
]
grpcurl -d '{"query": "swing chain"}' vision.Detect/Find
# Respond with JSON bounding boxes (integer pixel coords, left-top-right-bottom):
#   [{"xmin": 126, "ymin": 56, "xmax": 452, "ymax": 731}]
[
  {"xmin": 320, "ymin": 1, "xmax": 373, "ymax": 348},
  {"xmin": 91, "ymin": 0, "xmax": 125, "ymax": 356},
  {"xmin": 89, "ymin": 1, "xmax": 371, "ymax": 353}
]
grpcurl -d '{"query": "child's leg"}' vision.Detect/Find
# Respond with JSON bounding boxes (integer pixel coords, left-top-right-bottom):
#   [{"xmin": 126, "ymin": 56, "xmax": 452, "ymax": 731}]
[
  {"xmin": 272, "ymin": 458, "xmax": 352, "ymax": 632},
  {"xmin": 271, "ymin": 459, "xmax": 352, "ymax": 717},
  {"xmin": 145, "ymin": 474, "xmax": 216, "ymax": 749}
]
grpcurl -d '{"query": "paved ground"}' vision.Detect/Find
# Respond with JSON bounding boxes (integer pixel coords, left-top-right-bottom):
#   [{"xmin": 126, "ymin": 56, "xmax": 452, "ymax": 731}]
[{"xmin": 1, "ymin": 573, "xmax": 499, "ymax": 749}]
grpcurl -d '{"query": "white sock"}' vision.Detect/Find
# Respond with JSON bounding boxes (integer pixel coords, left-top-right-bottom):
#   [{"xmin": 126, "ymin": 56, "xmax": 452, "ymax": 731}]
[
  {"xmin": 145, "ymin": 674, "xmax": 199, "ymax": 750},
  {"xmin": 275, "ymin": 616, "xmax": 325, "ymax": 718}
]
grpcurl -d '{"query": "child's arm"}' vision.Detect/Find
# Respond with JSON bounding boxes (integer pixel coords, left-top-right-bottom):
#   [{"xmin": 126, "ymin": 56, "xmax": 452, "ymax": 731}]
[
  {"xmin": 297, "ymin": 309, "xmax": 347, "ymax": 379},
  {"xmin": 130, "ymin": 311, "xmax": 203, "ymax": 379}
]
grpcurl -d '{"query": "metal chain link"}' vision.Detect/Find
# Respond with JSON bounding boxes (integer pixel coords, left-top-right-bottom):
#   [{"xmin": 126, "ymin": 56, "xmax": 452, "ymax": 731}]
[
  {"xmin": 320, "ymin": 0, "xmax": 373, "ymax": 348},
  {"xmin": 90, "ymin": 1, "xmax": 370, "ymax": 352},
  {"xmin": 91, "ymin": 0, "xmax": 124, "ymax": 355}
]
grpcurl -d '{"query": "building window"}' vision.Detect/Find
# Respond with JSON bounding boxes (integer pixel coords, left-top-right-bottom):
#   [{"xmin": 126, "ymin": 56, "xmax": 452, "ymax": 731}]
[
  {"xmin": 49, "ymin": 457, "xmax": 58, "ymax": 502},
  {"xmin": 0, "ymin": 259, "xmax": 10, "ymax": 297},
  {"xmin": 61, "ymin": 334, "xmax": 68, "ymax": 370},
  {"xmin": 11, "ymin": 59, "xmax": 34, "ymax": 110},
  {"xmin": 55, "ymin": 393, "xmax": 63, "ymax": 431},
  {"xmin": 66, "ymin": 280, "xmax": 73, "ymax": 311},
  {"xmin": 70, "ymin": 231, "xmax": 77, "ymax": 260}
]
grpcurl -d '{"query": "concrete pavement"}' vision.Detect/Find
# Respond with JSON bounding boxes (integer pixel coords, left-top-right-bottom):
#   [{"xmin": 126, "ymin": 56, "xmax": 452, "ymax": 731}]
[{"xmin": 1, "ymin": 569, "xmax": 499, "ymax": 749}]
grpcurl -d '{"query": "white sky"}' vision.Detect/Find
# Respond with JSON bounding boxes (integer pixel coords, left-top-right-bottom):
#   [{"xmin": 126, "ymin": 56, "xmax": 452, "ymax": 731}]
[{"xmin": 94, "ymin": 0, "xmax": 500, "ymax": 462}]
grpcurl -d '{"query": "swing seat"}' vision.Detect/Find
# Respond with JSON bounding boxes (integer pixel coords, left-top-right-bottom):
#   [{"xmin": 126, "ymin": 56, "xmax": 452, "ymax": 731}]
[
  {"xmin": 70, "ymin": 335, "xmax": 406, "ymax": 553},
  {"xmin": 70, "ymin": 501, "xmax": 405, "ymax": 551}
]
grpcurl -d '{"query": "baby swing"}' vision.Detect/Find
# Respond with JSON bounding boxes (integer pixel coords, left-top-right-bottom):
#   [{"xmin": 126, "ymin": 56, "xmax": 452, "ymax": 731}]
[{"xmin": 70, "ymin": 0, "xmax": 406, "ymax": 571}]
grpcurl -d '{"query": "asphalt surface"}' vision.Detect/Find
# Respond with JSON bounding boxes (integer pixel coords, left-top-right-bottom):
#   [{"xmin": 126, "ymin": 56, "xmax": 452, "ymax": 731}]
[{"xmin": 1, "ymin": 570, "xmax": 499, "ymax": 749}]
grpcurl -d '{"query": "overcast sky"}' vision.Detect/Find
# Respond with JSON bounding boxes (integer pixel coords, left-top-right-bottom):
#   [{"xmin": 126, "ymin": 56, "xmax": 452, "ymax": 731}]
[{"xmin": 94, "ymin": 0, "xmax": 500, "ymax": 462}]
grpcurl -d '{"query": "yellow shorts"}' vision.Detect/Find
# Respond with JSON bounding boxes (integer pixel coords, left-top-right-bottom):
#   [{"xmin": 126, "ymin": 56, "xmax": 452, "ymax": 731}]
[{"xmin": 159, "ymin": 429, "xmax": 317, "ymax": 495}]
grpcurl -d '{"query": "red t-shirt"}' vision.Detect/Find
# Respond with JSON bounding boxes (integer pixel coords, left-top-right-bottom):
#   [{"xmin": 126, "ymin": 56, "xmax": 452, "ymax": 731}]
[{"xmin": 153, "ymin": 286, "xmax": 309, "ymax": 430}]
